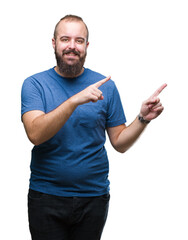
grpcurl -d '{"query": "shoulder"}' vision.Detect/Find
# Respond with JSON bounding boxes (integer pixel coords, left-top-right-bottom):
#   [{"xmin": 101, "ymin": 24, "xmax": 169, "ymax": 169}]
[
  {"xmin": 22, "ymin": 68, "xmax": 53, "ymax": 87},
  {"xmin": 26, "ymin": 68, "xmax": 52, "ymax": 81}
]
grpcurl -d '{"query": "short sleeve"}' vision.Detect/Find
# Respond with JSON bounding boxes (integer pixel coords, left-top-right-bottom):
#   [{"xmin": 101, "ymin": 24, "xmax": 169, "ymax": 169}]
[
  {"xmin": 21, "ymin": 77, "xmax": 45, "ymax": 117},
  {"xmin": 106, "ymin": 82, "xmax": 126, "ymax": 128}
]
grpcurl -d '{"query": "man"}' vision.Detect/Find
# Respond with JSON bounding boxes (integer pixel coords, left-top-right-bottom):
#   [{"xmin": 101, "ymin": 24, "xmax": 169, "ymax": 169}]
[{"xmin": 21, "ymin": 15, "xmax": 166, "ymax": 240}]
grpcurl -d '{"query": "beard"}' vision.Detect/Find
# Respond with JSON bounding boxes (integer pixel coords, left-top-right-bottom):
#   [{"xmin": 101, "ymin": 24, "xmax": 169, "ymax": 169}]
[{"xmin": 55, "ymin": 48, "xmax": 87, "ymax": 78}]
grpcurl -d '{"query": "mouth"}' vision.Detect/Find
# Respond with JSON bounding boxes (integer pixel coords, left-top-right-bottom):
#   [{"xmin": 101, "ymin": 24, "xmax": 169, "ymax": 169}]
[
  {"xmin": 63, "ymin": 50, "xmax": 80, "ymax": 57},
  {"xmin": 65, "ymin": 53, "xmax": 78, "ymax": 58}
]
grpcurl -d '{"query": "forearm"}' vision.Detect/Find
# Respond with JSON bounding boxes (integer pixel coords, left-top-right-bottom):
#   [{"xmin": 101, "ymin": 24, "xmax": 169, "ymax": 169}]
[
  {"xmin": 107, "ymin": 84, "xmax": 166, "ymax": 153},
  {"xmin": 26, "ymin": 97, "xmax": 78, "ymax": 145},
  {"xmin": 23, "ymin": 76, "xmax": 111, "ymax": 145},
  {"xmin": 115, "ymin": 117, "xmax": 148, "ymax": 153}
]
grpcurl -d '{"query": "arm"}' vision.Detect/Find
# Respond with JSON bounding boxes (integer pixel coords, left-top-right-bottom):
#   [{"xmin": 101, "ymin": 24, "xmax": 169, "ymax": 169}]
[
  {"xmin": 22, "ymin": 98, "xmax": 77, "ymax": 146},
  {"xmin": 22, "ymin": 76, "xmax": 111, "ymax": 145},
  {"xmin": 107, "ymin": 84, "xmax": 167, "ymax": 153},
  {"xmin": 107, "ymin": 119, "xmax": 147, "ymax": 153}
]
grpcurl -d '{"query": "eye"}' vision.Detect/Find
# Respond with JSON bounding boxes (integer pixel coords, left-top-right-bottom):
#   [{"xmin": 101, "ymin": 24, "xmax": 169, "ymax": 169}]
[
  {"xmin": 61, "ymin": 38, "xmax": 69, "ymax": 42},
  {"xmin": 76, "ymin": 39, "xmax": 84, "ymax": 44}
]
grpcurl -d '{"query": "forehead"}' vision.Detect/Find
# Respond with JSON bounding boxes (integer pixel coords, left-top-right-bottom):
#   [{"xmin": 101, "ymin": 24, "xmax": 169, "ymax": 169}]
[{"xmin": 56, "ymin": 20, "xmax": 87, "ymax": 39}]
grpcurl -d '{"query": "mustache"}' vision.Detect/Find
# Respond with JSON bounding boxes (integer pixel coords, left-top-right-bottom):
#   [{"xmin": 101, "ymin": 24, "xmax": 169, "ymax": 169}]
[{"xmin": 63, "ymin": 49, "xmax": 80, "ymax": 56}]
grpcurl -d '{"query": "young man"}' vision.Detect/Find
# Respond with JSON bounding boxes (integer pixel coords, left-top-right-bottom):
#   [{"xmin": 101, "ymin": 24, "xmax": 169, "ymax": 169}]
[{"xmin": 21, "ymin": 15, "xmax": 167, "ymax": 240}]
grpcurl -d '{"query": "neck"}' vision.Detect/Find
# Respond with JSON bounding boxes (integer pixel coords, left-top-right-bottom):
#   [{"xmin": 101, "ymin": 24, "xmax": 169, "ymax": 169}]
[{"xmin": 54, "ymin": 66, "xmax": 84, "ymax": 78}]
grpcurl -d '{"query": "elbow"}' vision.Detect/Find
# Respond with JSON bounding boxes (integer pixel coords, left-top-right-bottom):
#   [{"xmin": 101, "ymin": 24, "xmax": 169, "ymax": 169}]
[
  {"xmin": 113, "ymin": 145, "xmax": 128, "ymax": 154},
  {"xmin": 118, "ymin": 149, "xmax": 127, "ymax": 154},
  {"xmin": 27, "ymin": 132, "xmax": 42, "ymax": 146},
  {"xmin": 31, "ymin": 139, "xmax": 41, "ymax": 146},
  {"xmin": 113, "ymin": 142, "xmax": 134, "ymax": 153},
  {"xmin": 116, "ymin": 148, "xmax": 127, "ymax": 154},
  {"xmin": 23, "ymin": 116, "xmax": 46, "ymax": 146},
  {"xmin": 28, "ymin": 137, "xmax": 40, "ymax": 146}
]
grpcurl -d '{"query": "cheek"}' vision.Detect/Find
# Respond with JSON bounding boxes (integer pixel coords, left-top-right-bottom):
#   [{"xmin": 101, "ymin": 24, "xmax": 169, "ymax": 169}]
[
  {"xmin": 77, "ymin": 46, "xmax": 87, "ymax": 55},
  {"xmin": 56, "ymin": 43, "xmax": 67, "ymax": 52}
]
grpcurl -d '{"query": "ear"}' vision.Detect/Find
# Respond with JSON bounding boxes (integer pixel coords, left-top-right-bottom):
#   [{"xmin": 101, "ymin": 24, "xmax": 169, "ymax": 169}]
[
  {"xmin": 86, "ymin": 41, "xmax": 89, "ymax": 49},
  {"xmin": 52, "ymin": 38, "xmax": 56, "ymax": 50}
]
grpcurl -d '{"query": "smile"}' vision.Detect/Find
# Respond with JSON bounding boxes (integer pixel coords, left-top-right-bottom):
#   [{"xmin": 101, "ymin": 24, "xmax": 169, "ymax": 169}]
[
  {"xmin": 66, "ymin": 52, "xmax": 78, "ymax": 56},
  {"xmin": 63, "ymin": 49, "xmax": 80, "ymax": 57}
]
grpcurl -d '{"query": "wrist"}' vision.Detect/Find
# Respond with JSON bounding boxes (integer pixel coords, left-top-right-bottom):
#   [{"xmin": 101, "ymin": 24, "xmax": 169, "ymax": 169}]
[
  {"xmin": 68, "ymin": 95, "xmax": 80, "ymax": 109},
  {"xmin": 138, "ymin": 114, "xmax": 150, "ymax": 124}
]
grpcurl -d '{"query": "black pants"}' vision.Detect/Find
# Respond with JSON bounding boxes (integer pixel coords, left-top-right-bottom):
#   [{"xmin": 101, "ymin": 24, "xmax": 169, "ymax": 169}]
[{"xmin": 28, "ymin": 189, "xmax": 110, "ymax": 240}]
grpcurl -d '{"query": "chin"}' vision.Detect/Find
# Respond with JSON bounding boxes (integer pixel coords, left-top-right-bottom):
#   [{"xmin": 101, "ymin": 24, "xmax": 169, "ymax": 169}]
[{"xmin": 63, "ymin": 57, "xmax": 79, "ymax": 65}]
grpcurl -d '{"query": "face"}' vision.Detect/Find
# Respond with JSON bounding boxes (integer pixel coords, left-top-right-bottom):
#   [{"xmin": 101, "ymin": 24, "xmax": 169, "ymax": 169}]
[{"xmin": 52, "ymin": 20, "xmax": 89, "ymax": 78}]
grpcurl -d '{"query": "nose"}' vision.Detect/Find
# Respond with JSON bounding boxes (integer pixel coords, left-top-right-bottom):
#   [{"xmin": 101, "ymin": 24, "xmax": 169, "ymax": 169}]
[{"xmin": 68, "ymin": 39, "xmax": 76, "ymax": 49}]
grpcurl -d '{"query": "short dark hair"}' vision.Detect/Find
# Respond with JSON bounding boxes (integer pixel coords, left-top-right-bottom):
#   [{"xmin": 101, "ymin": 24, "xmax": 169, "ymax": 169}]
[{"xmin": 53, "ymin": 15, "xmax": 89, "ymax": 42}]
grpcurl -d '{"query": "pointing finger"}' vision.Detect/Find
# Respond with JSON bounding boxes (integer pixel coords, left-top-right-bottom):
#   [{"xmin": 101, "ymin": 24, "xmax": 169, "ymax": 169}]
[
  {"xmin": 151, "ymin": 83, "xmax": 167, "ymax": 98},
  {"xmin": 94, "ymin": 76, "xmax": 111, "ymax": 88}
]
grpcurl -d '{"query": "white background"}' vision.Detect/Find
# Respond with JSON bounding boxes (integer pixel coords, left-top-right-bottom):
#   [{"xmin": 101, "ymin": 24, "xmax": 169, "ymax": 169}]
[{"xmin": 0, "ymin": 0, "xmax": 188, "ymax": 239}]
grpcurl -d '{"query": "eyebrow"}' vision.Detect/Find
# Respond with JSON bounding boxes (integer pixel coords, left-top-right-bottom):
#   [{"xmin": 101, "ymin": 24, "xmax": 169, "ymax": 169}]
[
  {"xmin": 60, "ymin": 36, "xmax": 86, "ymax": 41},
  {"xmin": 59, "ymin": 36, "xmax": 69, "ymax": 39},
  {"xmin": 76, "ymin": 37, "xmax": 85, "ymax": 40}
]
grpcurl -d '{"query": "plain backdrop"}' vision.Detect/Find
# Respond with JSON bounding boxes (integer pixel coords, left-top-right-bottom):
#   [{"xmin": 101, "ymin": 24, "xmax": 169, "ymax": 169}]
[{"xmin": 0, "ymin": 0, "xmax": 188, "ymax": 239}]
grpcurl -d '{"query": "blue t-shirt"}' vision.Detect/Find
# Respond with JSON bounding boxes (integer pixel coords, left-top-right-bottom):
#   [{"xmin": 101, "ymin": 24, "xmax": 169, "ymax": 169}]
[{"xmin": 21, "ymin": 67, "xmax": 126, "ymax": 197}]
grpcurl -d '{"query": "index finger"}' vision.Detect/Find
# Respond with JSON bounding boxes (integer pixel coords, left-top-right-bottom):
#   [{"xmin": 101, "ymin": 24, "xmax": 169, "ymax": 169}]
[
  {"xmin": 94, "ymin": 76, "xmax": 111, "ymax": 88},
  {"xmin": 151, "ymin": 83, "xmax": 167, "ymax": 98}
]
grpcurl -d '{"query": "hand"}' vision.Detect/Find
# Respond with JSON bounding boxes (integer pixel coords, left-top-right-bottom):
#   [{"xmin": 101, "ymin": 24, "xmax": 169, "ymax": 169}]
[
  {"xmin": 71, "ymin": 76, "xmax": 111, "ymax": 106},
  {"xmin": 140, "ymin": 83, "xmax": 167, "ymax": 121}
]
